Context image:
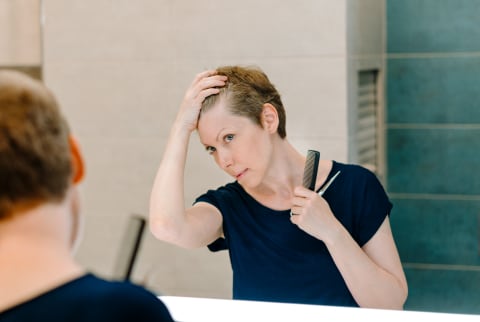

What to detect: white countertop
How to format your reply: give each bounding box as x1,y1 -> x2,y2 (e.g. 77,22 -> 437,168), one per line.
159,295 -> 479,322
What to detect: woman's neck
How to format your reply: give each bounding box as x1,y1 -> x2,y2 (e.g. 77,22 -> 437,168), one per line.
241,140 -> 333,210
240,140 -> 301,210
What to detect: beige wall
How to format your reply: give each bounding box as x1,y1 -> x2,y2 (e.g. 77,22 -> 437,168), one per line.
0,0 -> 42,66
347,0 -> 387,178
38,0 -> 384,298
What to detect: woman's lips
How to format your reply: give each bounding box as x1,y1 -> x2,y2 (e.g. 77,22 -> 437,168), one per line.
235,169 -> 247,179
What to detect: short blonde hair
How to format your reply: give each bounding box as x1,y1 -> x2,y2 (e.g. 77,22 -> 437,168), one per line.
201,65 -> 287,138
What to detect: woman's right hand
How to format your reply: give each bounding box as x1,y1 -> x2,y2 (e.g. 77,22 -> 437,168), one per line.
175,70 -> 227,133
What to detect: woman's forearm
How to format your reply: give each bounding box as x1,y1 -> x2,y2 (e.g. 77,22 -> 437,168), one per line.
324,221 -> 408,309
149,70 -> 227,246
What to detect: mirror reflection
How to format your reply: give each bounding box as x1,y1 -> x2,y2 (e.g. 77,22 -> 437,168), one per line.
2,0 -> 478,316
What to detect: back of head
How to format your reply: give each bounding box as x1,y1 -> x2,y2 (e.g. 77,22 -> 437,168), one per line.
201,65 -> 287,138
0,70 -> 72,219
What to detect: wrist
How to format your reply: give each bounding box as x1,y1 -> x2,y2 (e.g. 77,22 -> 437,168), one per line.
322,220 -> 348,248
170,122 -> 193,139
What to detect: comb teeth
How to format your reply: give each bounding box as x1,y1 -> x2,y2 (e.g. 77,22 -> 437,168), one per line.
302,150 -> 320,190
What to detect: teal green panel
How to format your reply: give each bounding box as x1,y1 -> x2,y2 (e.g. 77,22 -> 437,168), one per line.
403,267 -> 480,314
387,0 -> 480,53
387,128 -> 480,195
390,198 -> 480,265
387,57 -> 480,124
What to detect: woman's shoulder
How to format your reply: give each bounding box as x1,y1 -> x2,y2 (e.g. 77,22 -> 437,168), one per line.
200,181 -> 242,196
195,181 -> 243,204
331,161 -> 382,187
332,160 -> 374,175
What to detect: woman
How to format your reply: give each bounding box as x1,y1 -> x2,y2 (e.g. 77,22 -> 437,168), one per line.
149,66 -> 408,309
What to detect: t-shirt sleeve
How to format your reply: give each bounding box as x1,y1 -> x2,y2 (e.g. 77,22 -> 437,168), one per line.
355,168 -> 393,247
195,190 -> 228,252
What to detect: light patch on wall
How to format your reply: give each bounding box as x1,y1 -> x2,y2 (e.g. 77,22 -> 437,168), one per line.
356,69 -> 379,174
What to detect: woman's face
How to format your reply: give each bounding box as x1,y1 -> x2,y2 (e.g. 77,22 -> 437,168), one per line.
197,98 -> 273,189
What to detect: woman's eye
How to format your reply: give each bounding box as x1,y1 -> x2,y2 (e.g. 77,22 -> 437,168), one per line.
224,134 -> 234,142
206,146 -> 216,154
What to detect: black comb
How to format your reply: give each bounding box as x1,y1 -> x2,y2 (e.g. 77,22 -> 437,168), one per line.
302,150 -> 320,191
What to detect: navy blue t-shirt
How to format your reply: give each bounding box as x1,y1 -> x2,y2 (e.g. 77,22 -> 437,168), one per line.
0,274 -> 174,322
196,161 -> 392,307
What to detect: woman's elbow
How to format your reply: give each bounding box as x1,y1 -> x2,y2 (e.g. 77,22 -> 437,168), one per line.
149,216 -> 201,249
149,216 -> 180,243
397,282 -> 409,309
386,283 -> 409,310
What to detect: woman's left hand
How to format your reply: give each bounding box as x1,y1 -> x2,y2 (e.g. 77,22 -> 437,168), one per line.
290,187 -> 342,244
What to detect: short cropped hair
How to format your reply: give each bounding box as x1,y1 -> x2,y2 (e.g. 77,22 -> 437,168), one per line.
0,70 -> 72,219
201,66 -> 287,138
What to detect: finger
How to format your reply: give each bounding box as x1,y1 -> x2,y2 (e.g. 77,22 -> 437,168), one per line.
291,196 -> 307,208
184,76 -> 225,102
195,75 -> 227,92
191,70 -> 218,86
290,212 -> 302,224
192,78 -> 227,102
196,87 -> 221,102
290,206 -> 304,216
293,186 -> 316,198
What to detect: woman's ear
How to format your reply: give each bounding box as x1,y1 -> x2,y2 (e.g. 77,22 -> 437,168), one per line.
261,103 -> 279,134
69,135 -> 85,184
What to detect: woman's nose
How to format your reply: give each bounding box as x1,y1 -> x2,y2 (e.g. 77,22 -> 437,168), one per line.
217,150 -> 233,169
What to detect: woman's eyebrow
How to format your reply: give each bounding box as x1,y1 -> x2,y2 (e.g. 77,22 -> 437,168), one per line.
215,128 -> 227,142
